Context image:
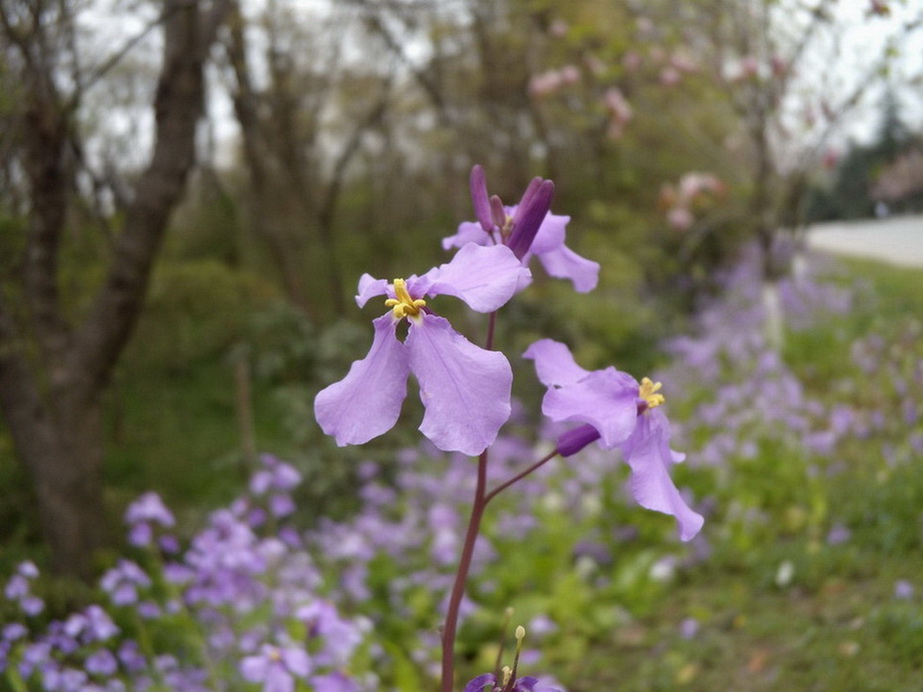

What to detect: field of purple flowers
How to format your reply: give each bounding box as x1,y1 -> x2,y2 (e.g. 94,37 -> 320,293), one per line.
3,242 -> 922,691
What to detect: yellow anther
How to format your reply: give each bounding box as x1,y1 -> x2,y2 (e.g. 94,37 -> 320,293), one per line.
501,666 -> 512,685
515,625 -> 526,643
500,214 -> 514,237
384,278 -> 426,319
639,377 -> 665,409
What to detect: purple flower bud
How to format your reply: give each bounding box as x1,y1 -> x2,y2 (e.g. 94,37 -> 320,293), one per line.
489,195 -> 506,229
556,423 -> 602,457
507,180 -> 555,259
470,165 -> 493,232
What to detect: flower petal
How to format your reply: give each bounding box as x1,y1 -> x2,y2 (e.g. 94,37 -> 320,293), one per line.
422,243 -> 528,313
463,673 -> 497,692
281,647 -> 312,677
408,314 -> 512,456
621,410 -> 704,541
529,212 -> 568,254
240,655 -> 269,682
442,221 -> 489,251
356,274 -> 389,308
541,368 -> 638,448
537,244 -> 600,293
522,339 -> 590,386
314,315 -> 409,446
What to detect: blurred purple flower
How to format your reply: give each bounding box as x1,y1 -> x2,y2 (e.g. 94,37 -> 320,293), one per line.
315,243 -> 528,456
4,562 -> 44,616
445,165 -> 599,292
679,617 -> 700,639
524,339 -> 704,541
83,605 -> 119,643
240,643 -> 312,692
297,600 -> 367,666
100,560 -> 151,606
85,649 -> 118,676
251,455 -> 302,495
464,672 -> 563,692
826,523 -> 851,546
894,580 -> 915,600
125,492 -> 175,527
310,671 -> 362,692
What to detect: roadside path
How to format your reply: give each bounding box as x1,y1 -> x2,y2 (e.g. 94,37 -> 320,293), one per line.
807,214 -> 923,268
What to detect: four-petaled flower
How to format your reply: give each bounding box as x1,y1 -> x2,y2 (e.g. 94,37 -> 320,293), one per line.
523,338 -> 704,541
314,242 -> 530,457
443,165 -> 599,293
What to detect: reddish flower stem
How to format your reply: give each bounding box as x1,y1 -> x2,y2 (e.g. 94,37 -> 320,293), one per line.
440,310 -> 498,691
484,449 -> 559,507
440,451 -> 488,692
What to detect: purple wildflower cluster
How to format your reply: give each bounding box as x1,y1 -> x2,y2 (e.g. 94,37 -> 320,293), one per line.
1,455 -> 371,692
653,242 -> 923,544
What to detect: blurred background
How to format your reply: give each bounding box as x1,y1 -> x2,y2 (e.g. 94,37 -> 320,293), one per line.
2,0 -> 923,688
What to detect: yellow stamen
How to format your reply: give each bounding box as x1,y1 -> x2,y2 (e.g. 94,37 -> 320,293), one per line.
384,278 -> 426,319
501,666 -> 512,686
501,214 -> 514,237
639,377 -> 665,409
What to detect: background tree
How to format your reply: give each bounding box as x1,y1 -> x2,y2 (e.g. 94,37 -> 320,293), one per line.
0,0 -> 231,579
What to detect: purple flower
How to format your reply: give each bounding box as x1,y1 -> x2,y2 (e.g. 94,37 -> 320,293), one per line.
85,649 -> 118,676
240,643 -> 312,692
125,492 -> 175,528
296,600 -> 366,666
100,560 -> 151,606
315,243 -> 528,456
894,580 -> 915,600
524,339 -> 704,541
4,563 -> 44,616
310,671 -> 362,692
464,673 -> 563,692
251,455 -> 302,495
82,605 -> 120,643
444,165 -> 599,293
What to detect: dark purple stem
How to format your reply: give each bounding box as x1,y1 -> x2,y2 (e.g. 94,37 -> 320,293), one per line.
440,451 -> 488,692
439,309 -> 500,692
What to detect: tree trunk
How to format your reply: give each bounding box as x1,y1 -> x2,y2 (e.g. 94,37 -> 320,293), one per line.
0,0 -> 232,579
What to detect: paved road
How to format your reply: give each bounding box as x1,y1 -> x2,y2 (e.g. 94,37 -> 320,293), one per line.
807,214 -> 923,268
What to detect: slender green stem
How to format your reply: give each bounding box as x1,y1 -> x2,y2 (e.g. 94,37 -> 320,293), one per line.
484,450 -> 559,506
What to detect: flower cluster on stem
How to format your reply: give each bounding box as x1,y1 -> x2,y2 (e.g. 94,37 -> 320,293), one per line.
313,165 -> 703,690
